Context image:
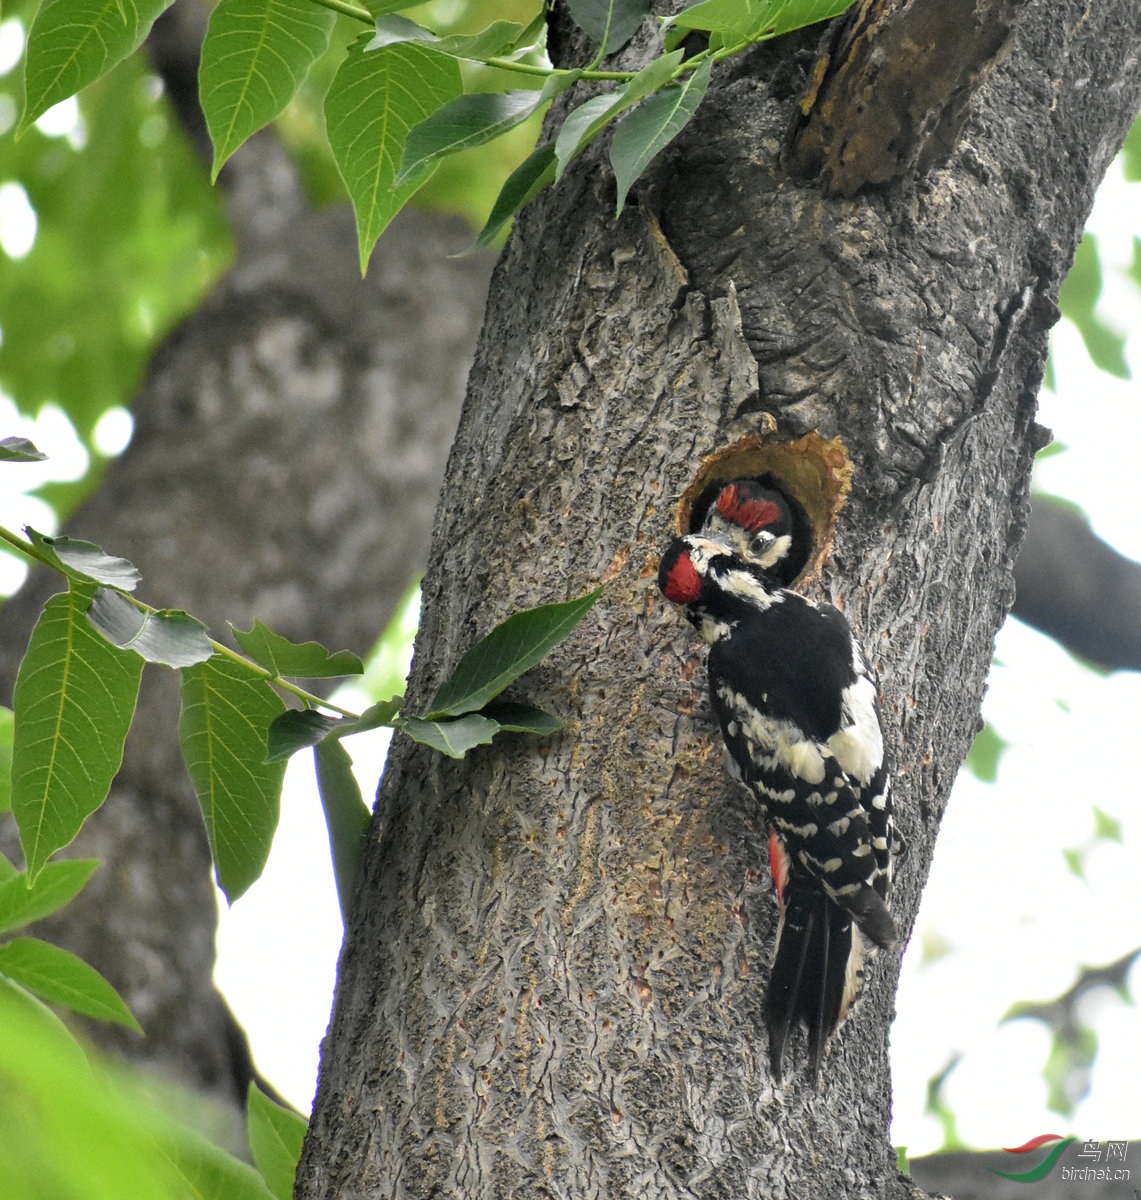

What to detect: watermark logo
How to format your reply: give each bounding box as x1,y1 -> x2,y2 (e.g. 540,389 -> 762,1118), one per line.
988,1134 -> 1075,1183
988,1134 -> 1131,1184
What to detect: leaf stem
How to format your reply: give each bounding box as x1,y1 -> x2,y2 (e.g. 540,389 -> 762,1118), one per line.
296,0 -> 638,82
0,523 -> 58,571
0,523 -> 360,720
205,641 -> 361,718
306,0 -> 372,24
485,56 -> 635,82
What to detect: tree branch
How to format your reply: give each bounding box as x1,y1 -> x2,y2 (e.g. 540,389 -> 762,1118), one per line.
1013,497 -> 1141,671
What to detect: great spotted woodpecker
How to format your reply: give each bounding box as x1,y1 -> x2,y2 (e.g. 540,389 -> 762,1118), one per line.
659,486 -> 895,1082
688,475 -> 815,588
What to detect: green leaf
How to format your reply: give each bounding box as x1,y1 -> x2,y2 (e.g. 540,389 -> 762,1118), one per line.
1092,805 -> 1123,843
314,739 -> 370,921
27,529 -> 141,590
0,937 -> 142,1032
353,695 -> 405,731
325,37 -> 463,272
12,590 -> 143,879
1122,110 -> 1141,182
265,701 -> 405,769
87,588 -> 214,668
369,15 -> 525,60
0,707 -> 13,815
432,20 -> 528,59
476,141 -> 558,248
480,700 -> 562,736
610,56 -> 712,214
265,709 -> 344,762
232,620 -> 364,678
370,0 -> 433,14
19,0 -> 177,133
1059,233 -> 1131,379
428,587 -> 602,717
568,0 -> 650,55
555,92 -> 626,181
367,14 -> 437,49
0,437 -> 47,462
554,51 -> 683,183
1062,846 -> 1085,881
965,721 -> 1007,784
179,657 -> 288,902
0,859 -> 99,937
396,712 -> 501,757
200,0 -> 336,179
0,974 -> 211,1200
397,90 -> 547,186
157,1128 -> 276,1200
248,1085 -> 308,1200
358,576 -> 419,703
667,0 -> 854,41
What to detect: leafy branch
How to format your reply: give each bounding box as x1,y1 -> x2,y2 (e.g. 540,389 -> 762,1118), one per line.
13,0 -> 857,270
1,512 -> 600,906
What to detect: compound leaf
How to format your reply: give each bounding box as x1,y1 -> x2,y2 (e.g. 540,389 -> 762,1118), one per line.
398,90 -> 546,186
27,529 -> 140,591
568,0 -> 649,55
0,438 -> 47,462
667,0 -> 854,41
396,713 -> 500,757
265,710 -> 344,762
476,141 -> 557,247
480,700 -> 562,736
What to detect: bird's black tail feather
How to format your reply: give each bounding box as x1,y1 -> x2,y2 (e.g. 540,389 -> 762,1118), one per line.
762,881 -> 858,1083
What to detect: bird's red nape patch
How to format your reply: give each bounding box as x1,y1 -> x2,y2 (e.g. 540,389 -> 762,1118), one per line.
662,549 -> 703,604
716,484 -> 781,531
768,828 -> 789,910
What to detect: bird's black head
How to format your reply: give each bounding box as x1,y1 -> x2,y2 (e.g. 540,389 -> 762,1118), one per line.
658,535 -> 778,636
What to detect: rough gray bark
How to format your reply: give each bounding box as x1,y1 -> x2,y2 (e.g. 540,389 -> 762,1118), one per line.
0,128 -> 492,1108
298,1 -> 1141,1196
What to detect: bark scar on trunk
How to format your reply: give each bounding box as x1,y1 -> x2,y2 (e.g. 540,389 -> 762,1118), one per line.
784,0 -> 1027,195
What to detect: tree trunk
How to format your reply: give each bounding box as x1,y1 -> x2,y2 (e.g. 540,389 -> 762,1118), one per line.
299,2 -> 1141,1195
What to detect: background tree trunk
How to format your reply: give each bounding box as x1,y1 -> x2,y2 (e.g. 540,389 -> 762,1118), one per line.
298,2 -> 1141,1197
0,122 -> 492,1112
